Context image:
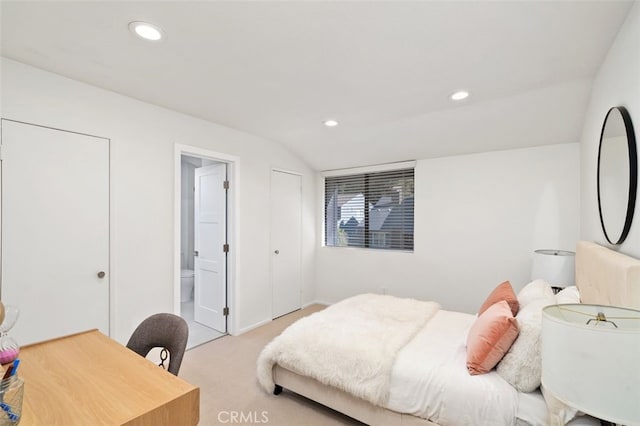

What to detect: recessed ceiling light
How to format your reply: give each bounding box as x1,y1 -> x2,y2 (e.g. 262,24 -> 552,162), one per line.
324,119 -> 339,127
129,21 -> 165,41
450,90 -> 470,101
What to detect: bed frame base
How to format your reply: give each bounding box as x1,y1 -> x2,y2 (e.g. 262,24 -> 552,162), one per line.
274,365 -> 439,426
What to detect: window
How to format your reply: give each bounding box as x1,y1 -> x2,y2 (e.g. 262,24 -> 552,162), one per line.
324,167 -> 414,250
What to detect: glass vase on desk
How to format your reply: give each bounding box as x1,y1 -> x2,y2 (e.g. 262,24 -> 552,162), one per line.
0,374 -> 23,425
0,307 -> 19,365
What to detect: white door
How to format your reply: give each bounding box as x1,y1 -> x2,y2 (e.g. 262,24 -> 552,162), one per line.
0,120 -> 109,345
271,170 -> 302,318
194,163 -> 227,332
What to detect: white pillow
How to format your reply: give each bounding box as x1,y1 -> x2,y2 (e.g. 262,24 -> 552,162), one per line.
517,279 -> 555,308
496,297 -> 553,392
555,286 -> 581,304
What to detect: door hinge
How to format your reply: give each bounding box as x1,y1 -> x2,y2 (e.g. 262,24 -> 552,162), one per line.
194,250 -> 199,257
223,180 -> 229,190
223,244 -> 229,253
223,307 -> 229,316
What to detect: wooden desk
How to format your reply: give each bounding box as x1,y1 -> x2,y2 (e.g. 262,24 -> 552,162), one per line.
16,329 -> 199,425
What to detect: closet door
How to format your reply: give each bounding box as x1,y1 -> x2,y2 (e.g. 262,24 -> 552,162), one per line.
1,120 -> 109,345
270,170 -> 302,318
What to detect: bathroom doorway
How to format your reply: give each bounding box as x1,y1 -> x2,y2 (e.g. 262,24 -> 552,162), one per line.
176,146 -> 237,349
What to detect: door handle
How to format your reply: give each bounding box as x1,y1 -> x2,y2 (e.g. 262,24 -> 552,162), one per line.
274,250 -> 280,255
97,271 -> 106,279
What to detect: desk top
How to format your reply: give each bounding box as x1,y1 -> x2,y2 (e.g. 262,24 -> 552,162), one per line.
17,329 -> 199,425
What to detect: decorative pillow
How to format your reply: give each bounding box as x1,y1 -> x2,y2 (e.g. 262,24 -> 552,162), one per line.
478,280 -> 519,316
517,279 -> 555,308
555,286 -> 581,304
495,297 -> 552,391
467,300 -> 520,375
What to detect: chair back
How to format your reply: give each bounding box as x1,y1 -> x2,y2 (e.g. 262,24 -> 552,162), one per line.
126,313 -> 188,375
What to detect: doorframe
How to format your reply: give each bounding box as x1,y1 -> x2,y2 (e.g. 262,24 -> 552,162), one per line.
269,168 -> 303,319
174,144 -> 238,335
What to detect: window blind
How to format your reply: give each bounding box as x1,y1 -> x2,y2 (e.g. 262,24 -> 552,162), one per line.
324,168 -> 414,251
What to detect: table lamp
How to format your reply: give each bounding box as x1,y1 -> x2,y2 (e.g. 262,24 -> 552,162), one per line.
541,304 -> 640,425
531,249 -> 575,292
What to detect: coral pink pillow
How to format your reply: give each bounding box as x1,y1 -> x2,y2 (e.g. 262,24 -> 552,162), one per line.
478,280 -> 519,316
467,300 -> 520,375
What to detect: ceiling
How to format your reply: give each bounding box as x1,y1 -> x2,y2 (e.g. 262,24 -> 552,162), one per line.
0,1 -> 634,170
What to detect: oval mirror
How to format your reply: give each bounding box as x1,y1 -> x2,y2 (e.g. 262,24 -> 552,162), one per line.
597,106 -> 637,245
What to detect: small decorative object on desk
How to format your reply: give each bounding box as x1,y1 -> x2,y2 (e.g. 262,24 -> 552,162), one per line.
0,306 -> 20,365
0,360 -> 23,426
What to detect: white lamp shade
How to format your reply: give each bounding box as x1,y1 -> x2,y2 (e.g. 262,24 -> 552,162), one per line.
531,249 -> 575,287
541,304 -> 640,424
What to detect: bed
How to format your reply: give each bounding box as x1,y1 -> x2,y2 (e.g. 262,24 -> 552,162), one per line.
257,241 -> 640,426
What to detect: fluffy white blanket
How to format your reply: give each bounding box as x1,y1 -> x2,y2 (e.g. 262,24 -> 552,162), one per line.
257,294 -> 439,405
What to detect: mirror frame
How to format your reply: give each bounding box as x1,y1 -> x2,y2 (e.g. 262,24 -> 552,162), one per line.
597,106 -> 637,245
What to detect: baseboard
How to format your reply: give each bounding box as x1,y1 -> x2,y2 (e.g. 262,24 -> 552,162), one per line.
232,302 -> 332,336
232,318 -> 272,336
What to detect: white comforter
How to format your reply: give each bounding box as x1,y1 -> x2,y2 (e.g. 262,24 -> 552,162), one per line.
387,309 -> 519,425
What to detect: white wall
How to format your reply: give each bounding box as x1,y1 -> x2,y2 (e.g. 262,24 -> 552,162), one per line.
180,156 -> 203,272
316,144 -> 580,314
1,58 -> 317,342
180,159 -> 195,271
580,2 -> 640,258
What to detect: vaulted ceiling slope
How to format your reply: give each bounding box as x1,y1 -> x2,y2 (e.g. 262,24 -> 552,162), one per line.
0,1 -> 634,170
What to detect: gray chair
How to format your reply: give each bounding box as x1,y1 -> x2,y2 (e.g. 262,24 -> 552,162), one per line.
126,313 -> 189,376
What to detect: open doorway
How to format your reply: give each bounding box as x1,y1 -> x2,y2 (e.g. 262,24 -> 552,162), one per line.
175,146 -> 237,349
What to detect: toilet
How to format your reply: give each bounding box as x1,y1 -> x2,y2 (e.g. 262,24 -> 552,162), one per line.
180,269 -> 195,303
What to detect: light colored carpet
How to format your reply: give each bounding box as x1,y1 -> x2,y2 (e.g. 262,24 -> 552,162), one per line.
180,304 -> 365,425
